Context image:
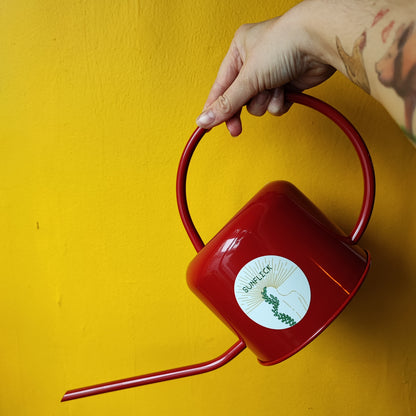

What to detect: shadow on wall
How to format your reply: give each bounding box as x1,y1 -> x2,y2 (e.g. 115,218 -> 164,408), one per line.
194,86 -> 414,360
277,87 -> 416,366
323,113 -> 416,369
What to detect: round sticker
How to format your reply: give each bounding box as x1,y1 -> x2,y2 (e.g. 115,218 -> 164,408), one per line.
234,255 -> 311,329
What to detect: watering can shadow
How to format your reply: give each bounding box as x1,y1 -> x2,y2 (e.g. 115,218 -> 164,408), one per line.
61,92 -> 375,401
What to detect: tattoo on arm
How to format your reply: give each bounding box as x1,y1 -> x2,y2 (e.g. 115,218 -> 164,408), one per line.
381,20 -> 395,43
336,7 -> 416,144
336,33 -> 371,94
375,22 -> 416,143
372,8 -> 390,27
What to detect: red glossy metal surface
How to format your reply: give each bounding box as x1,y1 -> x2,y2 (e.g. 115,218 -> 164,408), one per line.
181,92 -> 375,365
177,92 -> 375,248
61,92 -> 375,401
61,339 -> 245,401
186,181 -> 370,364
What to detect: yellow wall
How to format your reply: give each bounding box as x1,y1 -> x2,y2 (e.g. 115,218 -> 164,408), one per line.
1,1 -> 415,415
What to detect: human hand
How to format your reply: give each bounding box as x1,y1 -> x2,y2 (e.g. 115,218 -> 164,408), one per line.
196,16 -> 335,136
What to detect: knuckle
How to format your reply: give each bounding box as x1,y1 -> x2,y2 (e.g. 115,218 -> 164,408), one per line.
247,91 -> 270,116
216,94 -> 233,115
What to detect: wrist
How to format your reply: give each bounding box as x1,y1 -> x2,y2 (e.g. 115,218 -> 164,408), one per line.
286,1 -> 341,70
288,0 -> 375,72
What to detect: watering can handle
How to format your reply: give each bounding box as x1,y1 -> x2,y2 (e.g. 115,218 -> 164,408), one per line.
177,91 -> 375,249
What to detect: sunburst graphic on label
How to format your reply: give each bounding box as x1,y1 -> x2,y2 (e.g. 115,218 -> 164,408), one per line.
234,255 -> 311,329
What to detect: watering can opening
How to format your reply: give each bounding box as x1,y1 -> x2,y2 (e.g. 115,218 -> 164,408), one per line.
61,92 -> 375,402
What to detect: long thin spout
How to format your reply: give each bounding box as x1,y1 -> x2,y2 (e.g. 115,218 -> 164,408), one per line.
61,339 -> 245,402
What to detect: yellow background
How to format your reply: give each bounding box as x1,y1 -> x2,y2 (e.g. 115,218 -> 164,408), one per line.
0,1 -> 415,415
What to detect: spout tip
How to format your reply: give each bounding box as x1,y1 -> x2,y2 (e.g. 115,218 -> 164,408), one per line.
60,392 -> 70,402
61,390 -> 80,402
60,387 -> 98,402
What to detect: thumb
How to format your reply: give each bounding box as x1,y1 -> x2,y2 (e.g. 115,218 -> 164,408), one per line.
196,72 -> 257,130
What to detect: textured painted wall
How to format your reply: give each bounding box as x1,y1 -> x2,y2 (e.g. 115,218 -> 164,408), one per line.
0,1 -> 415,415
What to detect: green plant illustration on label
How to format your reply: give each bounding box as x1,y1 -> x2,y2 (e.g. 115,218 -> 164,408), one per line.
234,255 -> 310,330
261,287 -> 297,327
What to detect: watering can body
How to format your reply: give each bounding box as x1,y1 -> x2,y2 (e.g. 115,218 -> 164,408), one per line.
187,180 -> 369,364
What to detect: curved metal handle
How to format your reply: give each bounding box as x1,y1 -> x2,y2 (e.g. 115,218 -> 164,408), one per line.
177,92 -> 375,248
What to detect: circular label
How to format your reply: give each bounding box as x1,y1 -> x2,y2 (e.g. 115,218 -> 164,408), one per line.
234,255 -> 311,329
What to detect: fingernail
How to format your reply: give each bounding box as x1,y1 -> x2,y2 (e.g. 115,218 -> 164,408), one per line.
196,110 -> 215,127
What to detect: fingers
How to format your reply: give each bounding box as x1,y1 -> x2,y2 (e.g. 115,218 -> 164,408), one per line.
201,41 -> 243,111
246,90 -> 272,116
245,87 -> 293,119
195,19 -> 295,135
266,88 -> 292,116
225,110 -> 243,137
196,69 -> 257,131
196,85 -> 292,136
245,87 -> 290,116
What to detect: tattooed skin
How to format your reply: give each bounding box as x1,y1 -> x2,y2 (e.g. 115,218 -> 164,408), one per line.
381,20 -> 395,43
337,6 -> 416,144
336,33 -> 371,94
372,8 -> 390,27
376,22 -> 416,141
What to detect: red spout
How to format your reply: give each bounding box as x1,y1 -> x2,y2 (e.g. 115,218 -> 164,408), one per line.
61,339 -> 245,401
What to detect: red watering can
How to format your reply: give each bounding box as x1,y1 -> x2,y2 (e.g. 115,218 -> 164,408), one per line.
62,92 -> 375,401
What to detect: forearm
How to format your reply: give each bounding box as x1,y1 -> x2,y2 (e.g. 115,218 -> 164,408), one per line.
196,0 -> 416,144
292,0 -> 416,142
